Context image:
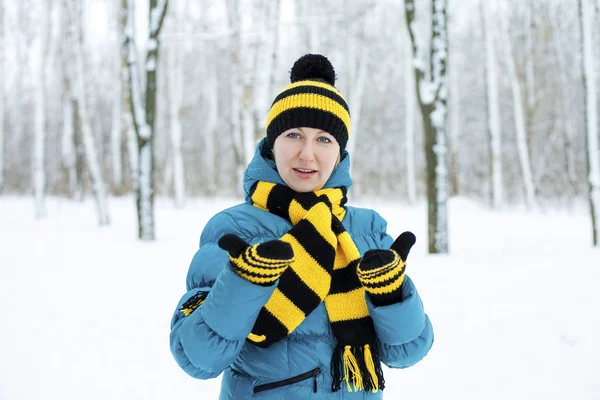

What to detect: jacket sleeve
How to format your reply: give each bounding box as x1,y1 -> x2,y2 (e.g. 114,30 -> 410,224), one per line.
367,276 -> 434,368
366,216 -> 434,369
169,211 -> 278,379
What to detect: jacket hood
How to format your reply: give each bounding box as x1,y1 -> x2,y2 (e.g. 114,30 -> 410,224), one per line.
242,138 -> 352,202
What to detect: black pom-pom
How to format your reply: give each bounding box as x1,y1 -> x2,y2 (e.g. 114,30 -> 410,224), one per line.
290,54 -> 336,86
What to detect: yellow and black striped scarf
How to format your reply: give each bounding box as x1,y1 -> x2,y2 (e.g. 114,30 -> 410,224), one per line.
247,181 -> 385,393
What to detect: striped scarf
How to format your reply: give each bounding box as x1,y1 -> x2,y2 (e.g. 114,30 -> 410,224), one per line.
247,181 -> 385,393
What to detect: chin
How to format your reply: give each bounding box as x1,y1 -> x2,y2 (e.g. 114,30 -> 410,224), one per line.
291,181 -> 322,193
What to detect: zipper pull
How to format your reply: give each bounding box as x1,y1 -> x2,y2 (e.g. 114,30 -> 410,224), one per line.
313,368 -> 321,393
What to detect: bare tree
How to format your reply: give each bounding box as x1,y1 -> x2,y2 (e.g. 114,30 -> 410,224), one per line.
124,0 -> 168,240
405,32 -> 417,205
580,0 -> 600,246
482,0 -> 503,209
33,0 -> 49,218
225,0 -> 246,189
499,4 -> 536,209
404,0 -> 450,253
253,0 -> 280,140
167,35 -> 185,207
120,0 -> 138,194
344,8 -> 371,160
524,1 -> 536,112
0,0 -> 4,189
110,1 -> 123,191
72,1 -> 110,225
550,4 -> 578,196
60,0 -> 92,200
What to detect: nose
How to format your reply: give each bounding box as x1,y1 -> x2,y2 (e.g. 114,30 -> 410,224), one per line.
298,141 -> 315,161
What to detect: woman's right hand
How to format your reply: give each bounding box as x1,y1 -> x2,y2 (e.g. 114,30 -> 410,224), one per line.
218,234 -> 294,286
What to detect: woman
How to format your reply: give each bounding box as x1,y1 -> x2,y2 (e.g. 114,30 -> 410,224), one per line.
170,54 -> 433,399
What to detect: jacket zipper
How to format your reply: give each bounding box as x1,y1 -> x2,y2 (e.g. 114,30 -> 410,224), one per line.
253,367 -> 321,394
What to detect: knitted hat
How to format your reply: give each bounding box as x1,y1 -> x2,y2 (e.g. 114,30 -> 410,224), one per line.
265,54 -> 351,153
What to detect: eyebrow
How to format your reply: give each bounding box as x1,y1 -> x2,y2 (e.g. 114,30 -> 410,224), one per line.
297,127 -> 327,134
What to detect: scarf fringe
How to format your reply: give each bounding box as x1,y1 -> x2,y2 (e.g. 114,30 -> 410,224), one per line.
331,343 -> 385,393
179,290 -> 209,317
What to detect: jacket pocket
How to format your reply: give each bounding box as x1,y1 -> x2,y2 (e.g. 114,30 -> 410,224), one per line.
253,367 -> 321,394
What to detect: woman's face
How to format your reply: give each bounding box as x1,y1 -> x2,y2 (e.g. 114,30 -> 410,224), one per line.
273,127 -> 340,193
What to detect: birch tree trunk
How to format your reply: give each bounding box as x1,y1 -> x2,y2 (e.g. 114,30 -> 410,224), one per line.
482,0 -> 503,209
405,34 -> 417,204
33,1 -> 49,219
253,0 -> 279,138
524,2 -> 536,111
241,1 -> 258,166
167,44 -> 185,207
580,0 -> 600,246
73,12 -> 110,226
120,0 -> 138,193
61,0 -> 77,196
125,0 -> 168,240
499,7 -> 536,209
203,50 -> 218,194
405,0 -> 449,254
551,6 -> 578,194
296,0 -> 318,51
0,0 -> 4,189
111,1 -> 123,191
345,10 -> 370,159
225,0 -> 246,188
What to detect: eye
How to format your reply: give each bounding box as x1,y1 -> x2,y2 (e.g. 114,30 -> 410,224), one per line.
286,132 -> 301,139
317,136 -> 331,143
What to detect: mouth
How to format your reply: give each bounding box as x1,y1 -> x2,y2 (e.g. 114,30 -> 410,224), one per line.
293,168 -> 317,178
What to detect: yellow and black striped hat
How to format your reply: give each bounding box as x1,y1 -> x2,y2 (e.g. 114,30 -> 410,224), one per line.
266,54 -> 351,153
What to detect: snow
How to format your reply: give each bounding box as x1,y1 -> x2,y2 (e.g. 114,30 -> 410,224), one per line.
145,55 -> 156,71
1,195 -> 600,400
147,38 -> 158,52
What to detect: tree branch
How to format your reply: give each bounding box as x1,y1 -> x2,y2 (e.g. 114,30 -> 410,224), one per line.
150,0 -> 168,39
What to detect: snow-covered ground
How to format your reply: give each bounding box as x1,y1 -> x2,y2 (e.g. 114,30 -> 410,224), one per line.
1,195 -> 599,400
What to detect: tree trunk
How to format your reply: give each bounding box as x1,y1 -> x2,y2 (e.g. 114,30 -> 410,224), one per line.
33,1 -> 49,219
524,2 -> 536,111
405,34 -> 417,204
253,0 -> 280,140
482,0 -> 503,209
125,0 -> 168,240
120,0 -> 137,193
580,0 -> 600,246
405,0 -> 449,254
0,0 -> 4,189
499,6 -> 536,209
111,0 -> 123,191
550,6 -> 578,196
225,0 -> 246,189
61,0 -> 76,196
167,44 -> 185,207
345,11 -> 370,160
73,13 -> 110,226
241,2 -> 257,166
203,49 -> 218,194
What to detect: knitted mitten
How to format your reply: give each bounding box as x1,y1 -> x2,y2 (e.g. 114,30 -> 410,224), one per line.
357,232 -> 416,306
218,234 -> 294,286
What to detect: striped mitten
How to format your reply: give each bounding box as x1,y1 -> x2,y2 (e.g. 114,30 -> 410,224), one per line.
357,232 -> 416,306
218,234 -> 294,286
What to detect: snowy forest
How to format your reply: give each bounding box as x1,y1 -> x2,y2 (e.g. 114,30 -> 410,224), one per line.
0,0 -> 599,246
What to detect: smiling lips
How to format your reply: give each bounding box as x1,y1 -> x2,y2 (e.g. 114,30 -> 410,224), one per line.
293,168 -> 317,178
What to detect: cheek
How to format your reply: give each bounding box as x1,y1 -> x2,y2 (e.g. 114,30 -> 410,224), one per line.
322,151 -> 339,172
273,147 -> 293,169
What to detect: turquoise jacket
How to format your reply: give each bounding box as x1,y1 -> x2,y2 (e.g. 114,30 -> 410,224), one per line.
170,139 -> 434,399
